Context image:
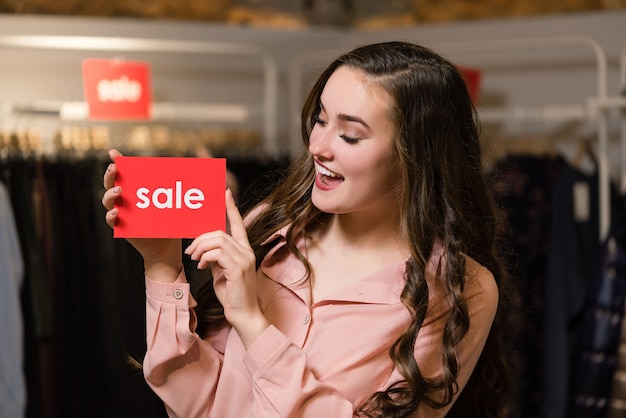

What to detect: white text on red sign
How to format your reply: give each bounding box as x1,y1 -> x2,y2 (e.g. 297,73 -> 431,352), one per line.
136,181 -> 205,209
97,75 -> 142,102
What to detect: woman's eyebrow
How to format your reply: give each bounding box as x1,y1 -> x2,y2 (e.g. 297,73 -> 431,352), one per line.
337,113 -> 370,130
319,101 -> 371,130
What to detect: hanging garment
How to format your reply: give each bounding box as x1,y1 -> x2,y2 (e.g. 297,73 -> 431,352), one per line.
607,200 -> 626,417
3,158 -> 55,418
489,153 -> 567,418
568,195 -> 626,418
0,179 -> 26,418
544,164 -> 605,418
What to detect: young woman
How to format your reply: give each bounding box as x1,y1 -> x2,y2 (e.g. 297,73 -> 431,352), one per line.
102,41 -> 514,417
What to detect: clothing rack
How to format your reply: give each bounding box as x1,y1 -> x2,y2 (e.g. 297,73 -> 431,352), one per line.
289,35 -> 625,241
0,35 -> 280,155
437,36 -> 616,242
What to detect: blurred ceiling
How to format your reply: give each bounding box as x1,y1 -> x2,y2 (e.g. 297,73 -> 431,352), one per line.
0,0 -> 624,29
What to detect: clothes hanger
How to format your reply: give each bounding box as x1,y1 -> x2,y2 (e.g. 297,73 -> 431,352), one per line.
571,136 -> 598,171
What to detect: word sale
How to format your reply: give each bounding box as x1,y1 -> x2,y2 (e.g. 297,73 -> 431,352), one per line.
135,181 -> 205,209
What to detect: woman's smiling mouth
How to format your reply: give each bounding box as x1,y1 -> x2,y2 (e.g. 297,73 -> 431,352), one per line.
314,161 -> 344,189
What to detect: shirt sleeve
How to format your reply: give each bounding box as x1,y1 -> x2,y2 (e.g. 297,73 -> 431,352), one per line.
142,272 -> 231,418
141,270 -> 355,418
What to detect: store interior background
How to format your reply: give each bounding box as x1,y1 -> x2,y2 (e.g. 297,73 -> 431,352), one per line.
1,1 -> 626,418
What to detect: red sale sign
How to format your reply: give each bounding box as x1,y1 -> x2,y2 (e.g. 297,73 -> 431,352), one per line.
82,59 -> 152,120
114,157 -> 226,238
458,66 -> 482,105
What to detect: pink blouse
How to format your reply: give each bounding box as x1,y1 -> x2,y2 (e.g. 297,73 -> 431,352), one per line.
142,229 -> 498,418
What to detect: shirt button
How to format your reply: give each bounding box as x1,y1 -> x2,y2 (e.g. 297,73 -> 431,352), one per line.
173,289 -> 184,300
303,314 -> 310,325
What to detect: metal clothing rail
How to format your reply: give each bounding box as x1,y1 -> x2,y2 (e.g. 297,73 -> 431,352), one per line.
288,35 -> 615,240
3,100 -> 252,123
0,34 -> 280,155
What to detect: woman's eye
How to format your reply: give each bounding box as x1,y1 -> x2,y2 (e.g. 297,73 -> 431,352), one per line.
312,114 -> 327,126
339,134 -> 360,144
312,113 -> 360,144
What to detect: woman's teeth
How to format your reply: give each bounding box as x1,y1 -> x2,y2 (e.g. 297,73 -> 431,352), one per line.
315,162 -> 341,178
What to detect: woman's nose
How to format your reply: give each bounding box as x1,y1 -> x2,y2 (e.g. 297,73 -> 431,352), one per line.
309,127 -> 333,158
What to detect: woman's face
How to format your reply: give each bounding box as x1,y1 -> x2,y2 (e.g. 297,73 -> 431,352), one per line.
308,66 -> 401,219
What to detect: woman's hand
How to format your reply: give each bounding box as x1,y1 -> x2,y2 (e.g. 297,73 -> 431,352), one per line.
184,189 -> 269,348
101,149 -> 182,283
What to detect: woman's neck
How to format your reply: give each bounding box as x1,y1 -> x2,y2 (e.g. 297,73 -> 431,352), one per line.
314,210 -> 407,257
305,210 -> 410,304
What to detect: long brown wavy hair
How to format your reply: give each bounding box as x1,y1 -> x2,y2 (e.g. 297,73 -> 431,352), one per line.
192,41 -> 516,417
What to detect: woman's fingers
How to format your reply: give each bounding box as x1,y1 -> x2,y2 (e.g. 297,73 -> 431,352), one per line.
186,231 -> 254,272
103,148 -> 123,190
102,148 -> 124,229
185,188 -> 251,257
104,207 -> 119,228
103,162 -> 116,190
186,234 -> 236,266
101,185 -> 122,228
101,185 -> 120,209
225,188 -> 250,249
194,247 -> 231,271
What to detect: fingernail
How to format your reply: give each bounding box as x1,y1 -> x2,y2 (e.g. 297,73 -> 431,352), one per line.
113,186 -> 120,193
107,163 -> 114,172
184,246 -> 191,255
111,208 -> 118,216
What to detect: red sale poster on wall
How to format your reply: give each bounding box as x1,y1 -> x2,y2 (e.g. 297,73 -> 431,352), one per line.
82,58 -> 152,120
458,66 -> 482,105
114,156 -> 226,238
